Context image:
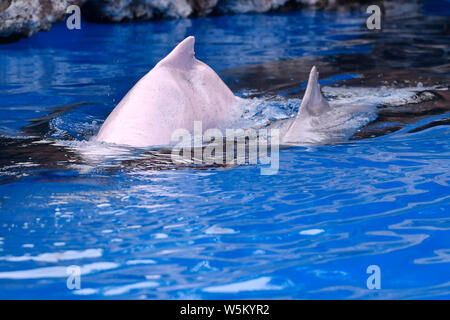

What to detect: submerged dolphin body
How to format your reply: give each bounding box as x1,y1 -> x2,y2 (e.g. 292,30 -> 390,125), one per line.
96,36 -> 331,147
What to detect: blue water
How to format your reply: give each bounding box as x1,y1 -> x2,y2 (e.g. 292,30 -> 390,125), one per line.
0,5 -> 449,299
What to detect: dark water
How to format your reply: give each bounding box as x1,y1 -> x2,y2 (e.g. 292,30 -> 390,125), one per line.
0,1 -> 449,299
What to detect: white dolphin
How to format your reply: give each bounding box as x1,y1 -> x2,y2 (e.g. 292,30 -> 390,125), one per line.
96,36 -> 331,147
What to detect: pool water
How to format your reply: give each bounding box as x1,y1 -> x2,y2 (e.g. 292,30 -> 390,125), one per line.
0,3 -> 449,299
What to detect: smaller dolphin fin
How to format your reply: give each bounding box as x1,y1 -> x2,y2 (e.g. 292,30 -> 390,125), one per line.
160,36 -> 196,69
299,66 -> 330,117
281,66 -> 331,144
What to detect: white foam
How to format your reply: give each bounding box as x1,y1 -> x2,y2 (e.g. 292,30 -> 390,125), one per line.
299,228 -> 325,235
73,288 -> 99,295
203,277 -> 283,293
0,248 -> 102,263
126,259 -> 156,265
153,233 -> 168,239
205,226 -> 237,235
0,262 -> 118,280
322,84 -> 446,108
103,281 -> 158,296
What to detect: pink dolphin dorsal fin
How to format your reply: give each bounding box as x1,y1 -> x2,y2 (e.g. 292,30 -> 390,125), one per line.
300,66 -> 331,117
160,36 -> 196,69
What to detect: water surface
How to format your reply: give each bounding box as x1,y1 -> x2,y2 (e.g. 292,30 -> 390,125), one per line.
0,3 -> 449,299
